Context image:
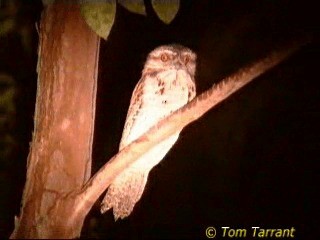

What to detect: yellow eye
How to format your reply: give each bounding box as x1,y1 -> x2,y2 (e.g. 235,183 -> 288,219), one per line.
184,55 -> 190,64
161,53 -> 169,62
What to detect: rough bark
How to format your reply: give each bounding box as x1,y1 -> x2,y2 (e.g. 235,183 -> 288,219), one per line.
10,3 -> 99,238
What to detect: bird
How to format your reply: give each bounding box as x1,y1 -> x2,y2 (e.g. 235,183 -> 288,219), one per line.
101,44 -> 197,220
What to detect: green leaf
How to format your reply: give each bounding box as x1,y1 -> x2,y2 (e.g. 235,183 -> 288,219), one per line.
118,0 -> 146,15
151,0 -> 180,24
42,0 -> 55,6
0,18 -> 15,36
80,0 -> 116,40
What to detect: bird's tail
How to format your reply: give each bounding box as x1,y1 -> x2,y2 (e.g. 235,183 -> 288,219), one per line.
101,169 -> 148,220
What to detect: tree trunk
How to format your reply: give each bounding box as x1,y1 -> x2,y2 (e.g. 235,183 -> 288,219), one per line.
10,3 -> 99,238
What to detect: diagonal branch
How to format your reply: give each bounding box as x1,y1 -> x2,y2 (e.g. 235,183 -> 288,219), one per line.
73,42 -> 305,218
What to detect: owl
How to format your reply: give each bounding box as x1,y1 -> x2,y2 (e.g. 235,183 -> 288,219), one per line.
101,44 -> 197,220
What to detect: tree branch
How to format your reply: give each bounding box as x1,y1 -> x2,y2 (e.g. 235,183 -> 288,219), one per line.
73,42 -> 305,218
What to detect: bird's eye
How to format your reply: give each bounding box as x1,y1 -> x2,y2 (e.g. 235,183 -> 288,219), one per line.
184,55 -> 190,64
160,53 -> 169,62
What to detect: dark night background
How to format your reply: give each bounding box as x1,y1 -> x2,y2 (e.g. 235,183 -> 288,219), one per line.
0,0 -> 318,239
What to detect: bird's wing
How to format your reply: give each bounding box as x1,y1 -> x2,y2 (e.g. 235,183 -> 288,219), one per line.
119,70 -> 195,151
119,78 -> 145,150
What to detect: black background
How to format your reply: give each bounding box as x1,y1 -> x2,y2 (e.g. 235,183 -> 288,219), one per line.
0,0 -> 318,239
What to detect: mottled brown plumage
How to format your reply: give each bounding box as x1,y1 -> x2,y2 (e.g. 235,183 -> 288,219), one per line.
101,44 -> 197,220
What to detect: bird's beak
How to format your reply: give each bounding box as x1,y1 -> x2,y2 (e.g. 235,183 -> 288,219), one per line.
174,59 -> 185,70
